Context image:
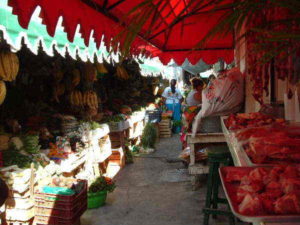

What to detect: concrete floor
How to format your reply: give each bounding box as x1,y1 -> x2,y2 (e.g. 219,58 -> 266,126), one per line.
81,135 -> 246,225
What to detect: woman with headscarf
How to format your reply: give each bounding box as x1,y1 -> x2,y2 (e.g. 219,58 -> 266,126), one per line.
162,79 -> 183,133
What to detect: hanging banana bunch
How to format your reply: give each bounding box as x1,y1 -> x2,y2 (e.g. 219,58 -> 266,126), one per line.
70,90 -> 84,107
95,63 -> 108,74
0,81 -> 6,105
84,63 -> 97,82
0,51 -> 19,82
116,65 -> 130,80
72,69 -> 81,88
83,91 -> 98,109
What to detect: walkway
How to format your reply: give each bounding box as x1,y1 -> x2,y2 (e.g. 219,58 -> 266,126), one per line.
82,135 -> 242,225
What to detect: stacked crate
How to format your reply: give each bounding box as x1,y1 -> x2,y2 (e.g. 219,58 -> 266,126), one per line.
4,190 -> 35,225
108,147 -> 125,168
159,119 -> 172,138
1,166 -> 35,225
33,180 -> 87,225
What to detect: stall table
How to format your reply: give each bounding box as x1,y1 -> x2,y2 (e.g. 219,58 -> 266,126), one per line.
186,132 -> 226,187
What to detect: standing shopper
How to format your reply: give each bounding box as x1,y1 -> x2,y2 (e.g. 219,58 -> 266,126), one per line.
186,77 -> 204,107
162,79 -> 183,133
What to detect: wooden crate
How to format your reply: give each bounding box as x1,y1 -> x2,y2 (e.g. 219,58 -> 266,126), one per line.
159,119 -> 172,138
4,218 -> 33,225
108,147 -> 125,168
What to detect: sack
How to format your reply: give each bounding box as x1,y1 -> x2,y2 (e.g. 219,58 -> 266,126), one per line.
193,68 -> 244,136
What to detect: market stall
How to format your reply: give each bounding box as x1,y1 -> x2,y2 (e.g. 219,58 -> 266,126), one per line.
0,1 -> 166,224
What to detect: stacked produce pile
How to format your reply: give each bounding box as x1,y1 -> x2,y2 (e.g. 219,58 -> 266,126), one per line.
1,134 -> 48,169
61,115 -> 79,136
223,166 -> 300,215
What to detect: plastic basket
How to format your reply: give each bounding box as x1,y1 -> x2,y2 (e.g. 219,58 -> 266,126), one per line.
87,191 -> 107,209
145,110 -> 161,123
198,116 -> 222,133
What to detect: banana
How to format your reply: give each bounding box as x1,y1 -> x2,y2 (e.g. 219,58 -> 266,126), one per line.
78,91 -> 83,107
70,92 -> 73,105
96,63 -> 108,74
94,93 -> 98,108
76,91 -> 80,106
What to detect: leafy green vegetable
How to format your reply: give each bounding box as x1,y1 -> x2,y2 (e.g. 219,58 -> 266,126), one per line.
89,177 -> 116,193
141,123 -> 157,149
125,150 -> 134,164
22,135 -> 40,154
102,114 -> 125,123
89,121 -> 102,130
3,148 -> 32,168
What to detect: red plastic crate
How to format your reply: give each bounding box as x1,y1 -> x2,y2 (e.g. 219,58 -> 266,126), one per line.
34,180 -> 87,206
35,190 -> 86,218
33,204 -> 86,225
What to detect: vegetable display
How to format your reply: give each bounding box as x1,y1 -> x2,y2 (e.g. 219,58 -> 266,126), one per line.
141,123 -> 157,149
22,135 -> 40,154
89,176 -> 116,193
3,148 -> 32,168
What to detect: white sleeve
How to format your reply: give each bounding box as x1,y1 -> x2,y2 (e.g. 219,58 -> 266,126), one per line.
162,87 -> 169,98
177,89 -> 183,99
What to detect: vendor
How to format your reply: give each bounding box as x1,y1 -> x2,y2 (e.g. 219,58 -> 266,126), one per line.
186,77 -> 204,107
0,178 -> 8,207
162,79 -> 183,132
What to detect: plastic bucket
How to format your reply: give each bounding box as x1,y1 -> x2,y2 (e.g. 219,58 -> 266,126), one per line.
87,191 -> 107,209
173,126 -> 181,134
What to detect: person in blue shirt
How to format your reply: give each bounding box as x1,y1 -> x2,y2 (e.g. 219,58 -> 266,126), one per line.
162,79 -> 183,133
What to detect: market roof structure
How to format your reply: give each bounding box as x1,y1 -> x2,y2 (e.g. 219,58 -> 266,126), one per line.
7,0 -> 234,65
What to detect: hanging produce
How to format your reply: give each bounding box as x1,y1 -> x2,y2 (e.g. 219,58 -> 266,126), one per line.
116,65 -> 129,80
72,69 -> 81,87
84,63 -> 97,82
53,70 -> 64,82
53,83 -> 65,103
0,81 -> 6,105
95,63 -> 108,74
0,51 -> 19,81
83,91 -> 98,109
70,90 -> 84,107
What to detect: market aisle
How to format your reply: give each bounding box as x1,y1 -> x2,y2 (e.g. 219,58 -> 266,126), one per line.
81,135 -> 205,225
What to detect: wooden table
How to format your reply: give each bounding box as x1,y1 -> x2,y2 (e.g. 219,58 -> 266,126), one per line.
186,132 -> 226,187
